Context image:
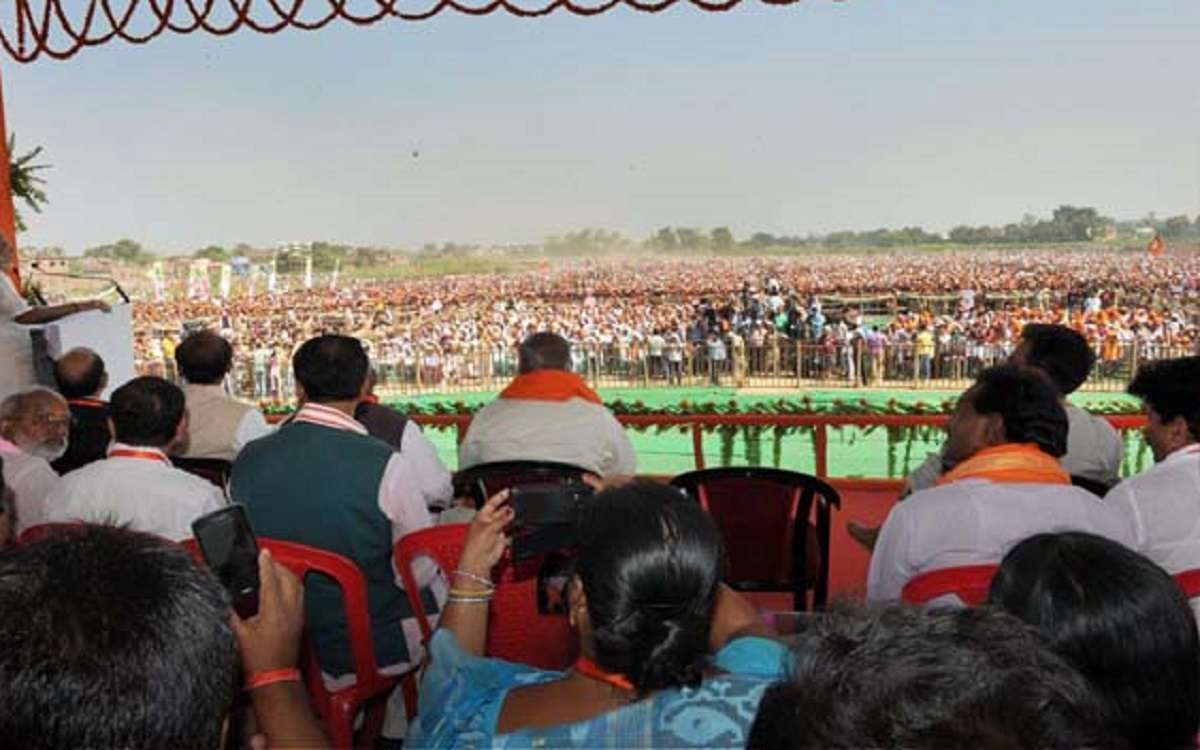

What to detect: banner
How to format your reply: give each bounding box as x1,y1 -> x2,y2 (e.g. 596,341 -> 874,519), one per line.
330,259 -> 340,291
304,255 -> 313,290
188,259 -> 211,300
218,263 -> 232,300
248,263 -> 260,299
148,261 -> 166,302
267,256 -> 278,294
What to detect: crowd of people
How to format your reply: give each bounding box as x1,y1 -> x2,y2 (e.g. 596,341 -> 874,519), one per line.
130,250 -> 1200,398
0,316 -> 1199,747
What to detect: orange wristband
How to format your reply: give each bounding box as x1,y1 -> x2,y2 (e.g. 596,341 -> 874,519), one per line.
244,668 -> 302,691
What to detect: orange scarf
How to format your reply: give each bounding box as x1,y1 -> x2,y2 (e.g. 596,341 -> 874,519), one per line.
937,443 -> 1070,487
499,370 -> 602,405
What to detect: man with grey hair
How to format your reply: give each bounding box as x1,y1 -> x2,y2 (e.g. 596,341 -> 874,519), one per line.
0,387 -> 67,534
459,331 -> 636,477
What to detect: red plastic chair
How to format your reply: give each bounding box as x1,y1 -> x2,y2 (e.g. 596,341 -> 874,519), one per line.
17,522 -> 83,546
1175,569 -> 1200,600
670,468 -> 841,612
191,537 -> 415,749
394,524 -> 574,670
901,564 -> 1000,606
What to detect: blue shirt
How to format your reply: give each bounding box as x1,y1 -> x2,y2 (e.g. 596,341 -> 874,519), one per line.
408,630 -> 789,749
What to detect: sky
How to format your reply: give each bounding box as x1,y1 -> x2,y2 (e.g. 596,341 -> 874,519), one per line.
2,0 -> 1199,254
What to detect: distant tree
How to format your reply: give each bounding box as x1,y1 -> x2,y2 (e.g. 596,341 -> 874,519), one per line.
710,227 -> 734,251
194,245 -> 230,261
9,135 -> 49,233
84,238 -> 153,264
1163,215 -> 1192,238
650,227 -> 679,252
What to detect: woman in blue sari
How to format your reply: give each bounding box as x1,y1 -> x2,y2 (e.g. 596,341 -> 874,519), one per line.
408,482 -> 789,748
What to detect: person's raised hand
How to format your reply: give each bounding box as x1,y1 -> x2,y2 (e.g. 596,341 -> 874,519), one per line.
457,489 -> 513,578
232,549 -> 305,675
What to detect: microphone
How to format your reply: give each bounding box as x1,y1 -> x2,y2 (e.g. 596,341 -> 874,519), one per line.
31,261 -> 131,304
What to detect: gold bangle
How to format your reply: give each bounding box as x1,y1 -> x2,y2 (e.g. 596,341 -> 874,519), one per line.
448,587 -> 494,600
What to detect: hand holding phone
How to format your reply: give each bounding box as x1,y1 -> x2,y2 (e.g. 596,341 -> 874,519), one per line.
192,504 -> 261,619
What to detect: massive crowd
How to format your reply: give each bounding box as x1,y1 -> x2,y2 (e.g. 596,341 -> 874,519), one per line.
131,250 -> 1200,397
1,321 -> 1199,748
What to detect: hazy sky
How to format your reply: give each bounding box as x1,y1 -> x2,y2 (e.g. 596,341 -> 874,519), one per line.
3,0 -> 1198,254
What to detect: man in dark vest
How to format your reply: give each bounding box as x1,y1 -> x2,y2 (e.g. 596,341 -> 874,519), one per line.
51,348 -> 110,474
231,335 -> 440,740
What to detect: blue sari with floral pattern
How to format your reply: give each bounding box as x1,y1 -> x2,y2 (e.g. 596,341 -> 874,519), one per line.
408,630 -> 788,749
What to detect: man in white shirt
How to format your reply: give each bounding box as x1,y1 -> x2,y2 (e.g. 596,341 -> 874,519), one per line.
459,332 -> 636,477
1106,357 -> 1200,577
850,324 -> 1124,549
174,330 -> 273,462
0,387 -> 68,533
46,376 -> 225,541
867,365 -> 1134,602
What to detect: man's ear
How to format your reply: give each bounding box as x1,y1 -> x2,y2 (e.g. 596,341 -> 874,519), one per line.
982,413 -> 1007,446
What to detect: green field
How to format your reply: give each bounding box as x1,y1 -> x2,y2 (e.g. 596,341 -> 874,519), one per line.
386,387 -> 1152,479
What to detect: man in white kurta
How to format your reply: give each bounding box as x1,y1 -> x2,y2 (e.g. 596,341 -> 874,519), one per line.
1105,357 -> 1200,578
0,387 -> 69,533
459,332 -> 636,477
867,365 -> 1135,602
46,377 -> 224,541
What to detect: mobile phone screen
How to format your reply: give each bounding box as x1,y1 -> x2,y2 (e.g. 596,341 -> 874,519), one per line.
192,504 -> 261,619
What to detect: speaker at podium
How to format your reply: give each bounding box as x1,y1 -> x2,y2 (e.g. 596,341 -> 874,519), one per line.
23,304 -> 137,399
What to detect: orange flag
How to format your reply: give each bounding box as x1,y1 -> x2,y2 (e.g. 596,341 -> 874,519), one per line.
1148,233 -> 1166,257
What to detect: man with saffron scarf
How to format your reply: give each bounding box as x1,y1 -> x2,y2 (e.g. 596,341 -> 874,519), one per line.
866,365 -> 1134,602
459,332 -> 636,477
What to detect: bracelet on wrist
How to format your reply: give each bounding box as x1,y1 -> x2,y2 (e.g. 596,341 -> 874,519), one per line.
244,667 -> 302,691
448,586 -> 494,598
447,595 -> 493,605
452,569 -> 495,588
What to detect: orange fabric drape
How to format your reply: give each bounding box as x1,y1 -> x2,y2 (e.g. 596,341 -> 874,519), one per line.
499,370 -> 602,404
937,443 -> 1070,487
0,64 -> 19,293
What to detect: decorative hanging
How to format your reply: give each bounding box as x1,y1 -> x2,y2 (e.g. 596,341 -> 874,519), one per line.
0,0 -> 805,63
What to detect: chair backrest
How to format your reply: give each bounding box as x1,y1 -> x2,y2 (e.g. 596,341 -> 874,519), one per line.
901,564 -> 1000,606
17,522 -> 83,546
1175,569 -> 1200,599
170,457 -> 232,489
394,524 -> 573,670
254,538 -> 388,690
1070,474 -> 1112,498
670,467 -> 841,611
453,460 -> 594,507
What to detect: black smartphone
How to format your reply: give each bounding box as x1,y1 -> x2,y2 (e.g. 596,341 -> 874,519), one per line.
472,477 -> 490,510
192,504 -> 261,619
508,482 -> 593,561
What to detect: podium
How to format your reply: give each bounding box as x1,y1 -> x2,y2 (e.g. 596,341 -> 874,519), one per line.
29,304 -> 136,399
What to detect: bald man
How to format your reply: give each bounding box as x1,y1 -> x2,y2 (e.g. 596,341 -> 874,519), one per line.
52,348 -> 111,474
0,387 -> 67,533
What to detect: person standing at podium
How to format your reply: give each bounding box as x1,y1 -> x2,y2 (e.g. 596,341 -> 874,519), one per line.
0,238 -> 111,401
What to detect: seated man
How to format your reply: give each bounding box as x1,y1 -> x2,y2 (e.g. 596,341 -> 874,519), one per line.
354,367 -> 452,510
0,523 -> 326,749
231,335 -> 440,741
850,323 -> 1124,548
0,387 -> 66,534
748,605 -> 1111,748
51,347 -> 111,474
1106,357 -> 1200,579
175,329 -> 273,461
46,376 -> 225,541
459,332 -> 636,477
866,365 -> 1133,601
